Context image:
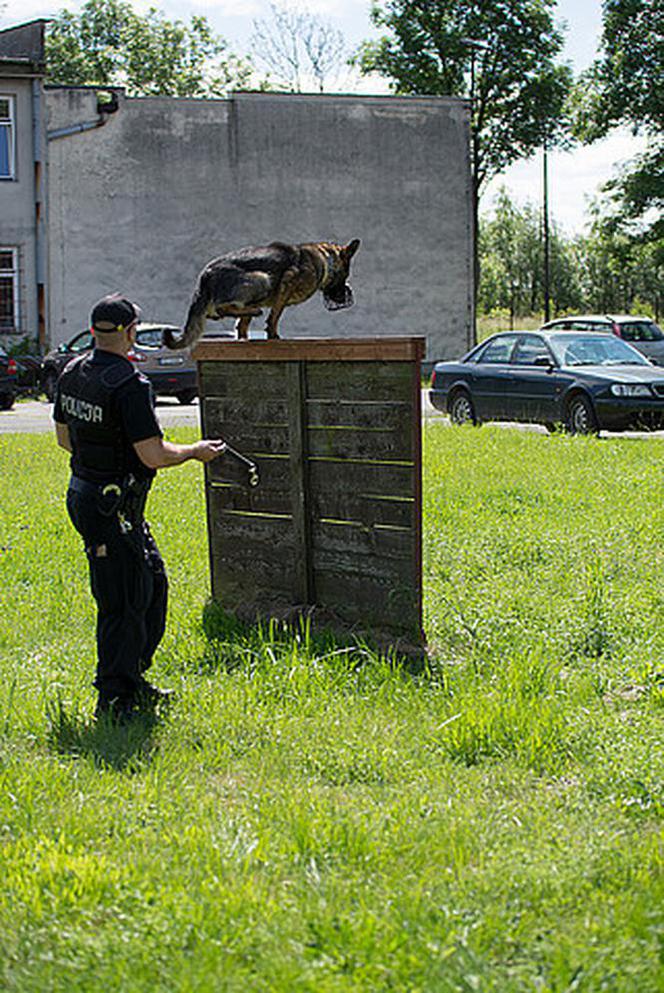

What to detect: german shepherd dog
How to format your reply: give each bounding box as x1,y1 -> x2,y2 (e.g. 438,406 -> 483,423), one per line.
164,239 -> 360,349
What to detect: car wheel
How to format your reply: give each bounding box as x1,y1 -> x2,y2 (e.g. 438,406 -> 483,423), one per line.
42,369 -> 58,402
565,393 -> 598,435
0,391 -> 14,411
176,389 -> 198,405
449,389 -> 477,426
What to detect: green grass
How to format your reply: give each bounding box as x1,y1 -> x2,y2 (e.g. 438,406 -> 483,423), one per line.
0,425 -> 662,992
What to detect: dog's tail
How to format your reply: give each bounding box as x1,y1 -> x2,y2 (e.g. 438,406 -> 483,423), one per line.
163,287 -> 208,350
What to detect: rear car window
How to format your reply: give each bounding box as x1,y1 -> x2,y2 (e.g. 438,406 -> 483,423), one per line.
477,336 -> 518,364
512,335 -> 551,365
618,321 -> 664,342
135,328 -> 163,348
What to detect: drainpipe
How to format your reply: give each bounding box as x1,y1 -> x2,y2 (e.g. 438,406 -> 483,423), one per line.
32,78 -> 48,351
47,91 -> 119,141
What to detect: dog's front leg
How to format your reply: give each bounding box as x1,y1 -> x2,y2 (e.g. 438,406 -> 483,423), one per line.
265,309 -> 282,340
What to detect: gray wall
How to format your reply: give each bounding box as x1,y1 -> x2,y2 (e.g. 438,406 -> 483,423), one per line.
0,74 -> 39,339
46,89 -> 473,360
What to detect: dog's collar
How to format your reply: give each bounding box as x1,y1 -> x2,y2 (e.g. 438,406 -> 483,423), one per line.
322,254 -> 335,289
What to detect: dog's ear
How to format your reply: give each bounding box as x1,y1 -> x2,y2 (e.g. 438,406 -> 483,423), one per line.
343,239 -> 360,260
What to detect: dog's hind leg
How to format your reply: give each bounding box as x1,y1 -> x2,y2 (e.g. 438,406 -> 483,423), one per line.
235,316 -> 252,339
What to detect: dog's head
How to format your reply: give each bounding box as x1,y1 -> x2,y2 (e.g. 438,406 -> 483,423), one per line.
323,239 -> 360,311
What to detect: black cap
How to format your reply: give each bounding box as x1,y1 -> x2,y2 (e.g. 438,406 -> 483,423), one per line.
90,294 -> 141,332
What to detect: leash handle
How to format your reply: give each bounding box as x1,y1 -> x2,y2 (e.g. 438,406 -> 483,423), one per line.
224,444 -> 259,487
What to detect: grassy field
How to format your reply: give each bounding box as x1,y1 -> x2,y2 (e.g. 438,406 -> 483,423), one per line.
0,424 -> 662,992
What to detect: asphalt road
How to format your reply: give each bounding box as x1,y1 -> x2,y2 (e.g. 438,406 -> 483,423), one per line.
1,394 -> 662,439
0,392 -> 446,436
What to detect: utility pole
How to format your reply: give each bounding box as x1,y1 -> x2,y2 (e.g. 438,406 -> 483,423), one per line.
543,139 -> 551,323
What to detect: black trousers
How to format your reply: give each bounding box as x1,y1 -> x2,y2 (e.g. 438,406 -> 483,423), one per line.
66,485 -> 168,703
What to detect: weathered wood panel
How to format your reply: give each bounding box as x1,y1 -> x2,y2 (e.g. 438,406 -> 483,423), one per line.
307,426 -> 413,461
313,570 -> 419,636
310,491 -> 414,529
311,519 -> 415,562
198,338 -> 425,646
306,361 -> 412,401
306,400 -> 411,432
200,362 -> 288,399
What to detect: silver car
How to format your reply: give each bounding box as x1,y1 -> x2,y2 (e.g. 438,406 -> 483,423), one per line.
41,323 -> 198,403
541,315 -> 664,366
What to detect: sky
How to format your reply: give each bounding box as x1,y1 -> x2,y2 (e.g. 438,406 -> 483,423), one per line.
1,0 -> 645,235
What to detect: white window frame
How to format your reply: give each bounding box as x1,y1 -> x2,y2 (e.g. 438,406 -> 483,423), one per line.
0,247 -> 19,333
0,94 -> 15,180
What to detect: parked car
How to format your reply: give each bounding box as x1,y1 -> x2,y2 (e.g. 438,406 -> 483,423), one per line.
429,330 -> 664,434
0,345 -> 18,410
40,323 -> 198,403
541,314 -> 664,366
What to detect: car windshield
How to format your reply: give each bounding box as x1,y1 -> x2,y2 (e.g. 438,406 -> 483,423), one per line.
618,320 -> 664,342
550,334 -> 650,367
136,328 -> 163,348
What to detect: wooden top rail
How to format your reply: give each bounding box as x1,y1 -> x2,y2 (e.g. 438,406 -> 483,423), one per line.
192,336 -> 426,363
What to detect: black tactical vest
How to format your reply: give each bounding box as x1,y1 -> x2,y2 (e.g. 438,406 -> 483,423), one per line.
58,353 -> 138,481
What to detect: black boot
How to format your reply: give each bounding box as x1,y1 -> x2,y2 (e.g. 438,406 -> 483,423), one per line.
133,677 -> 174,711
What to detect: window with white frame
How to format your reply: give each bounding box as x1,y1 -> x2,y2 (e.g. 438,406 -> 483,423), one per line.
0,96 -> 15,179
0,249 -> 19,332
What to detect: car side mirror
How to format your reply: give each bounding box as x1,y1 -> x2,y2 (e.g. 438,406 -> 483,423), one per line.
57,343 -> 69,353
533,355 -> 553,368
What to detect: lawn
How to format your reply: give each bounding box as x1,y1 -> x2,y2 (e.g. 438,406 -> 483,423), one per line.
0,424 -> 662,992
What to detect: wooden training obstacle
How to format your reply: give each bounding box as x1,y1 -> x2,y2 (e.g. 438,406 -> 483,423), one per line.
193,337 -> 425,645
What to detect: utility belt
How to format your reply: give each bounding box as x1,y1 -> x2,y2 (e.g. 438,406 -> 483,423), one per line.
69,473 -> 150,530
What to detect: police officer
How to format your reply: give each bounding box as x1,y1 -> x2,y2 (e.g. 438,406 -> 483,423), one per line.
54,294 -> 226,721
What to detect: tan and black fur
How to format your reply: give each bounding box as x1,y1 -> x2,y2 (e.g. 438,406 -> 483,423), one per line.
164,239 -> 360,350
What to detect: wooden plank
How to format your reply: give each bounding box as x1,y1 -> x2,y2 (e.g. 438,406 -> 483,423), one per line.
194,337 -> 426,363
311,519 -> 415,561
209,482 -> 292,516
308,458 -> 414,499
287,361 -> 312,603
307,425 -> 413,461
203,400 -> 291,456
310,491 -> 414,529
208,453 -> 290,488
305,361 -> 412,401
312,570 -> 420,636
211,565 -> 296,607
313,545 -> 416,584
199,362 -> 288,399
198,397 -> 289,426
306,399 -> 411,432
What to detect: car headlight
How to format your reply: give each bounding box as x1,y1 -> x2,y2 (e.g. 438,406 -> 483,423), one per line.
610,383 -> 653,397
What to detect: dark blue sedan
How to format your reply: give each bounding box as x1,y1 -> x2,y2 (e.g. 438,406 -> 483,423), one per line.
429,330 -> 664,434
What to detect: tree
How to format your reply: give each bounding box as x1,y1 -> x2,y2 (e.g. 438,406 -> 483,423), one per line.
250,2 -> 347,93
478,189 -> 582,324
355,1 -> 572,322
573,0 -> 663,249
45,0 -> 252,97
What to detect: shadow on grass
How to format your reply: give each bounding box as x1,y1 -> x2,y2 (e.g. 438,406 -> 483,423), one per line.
46,697 -> 160,772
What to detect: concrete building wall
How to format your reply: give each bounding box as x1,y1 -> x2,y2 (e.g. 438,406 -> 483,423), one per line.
46,89 -> 473,360
0,74 -> 39,339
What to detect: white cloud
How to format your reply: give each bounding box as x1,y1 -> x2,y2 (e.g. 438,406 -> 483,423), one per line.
484,129 -> 650,236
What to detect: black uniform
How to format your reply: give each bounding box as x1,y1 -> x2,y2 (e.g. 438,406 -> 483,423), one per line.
54,349 -> 168,709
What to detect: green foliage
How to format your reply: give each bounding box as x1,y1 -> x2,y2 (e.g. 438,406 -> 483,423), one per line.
572,1 -> 663,251
479,187 -> 664,320
478,189 -> 583,321
573,0 -> 663,140
45,0 -> 252,97
354,0 -> 572,193
0,426 -> 662,990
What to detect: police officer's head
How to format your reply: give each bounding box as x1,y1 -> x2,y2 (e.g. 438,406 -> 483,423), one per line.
91,295 -> 141,349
